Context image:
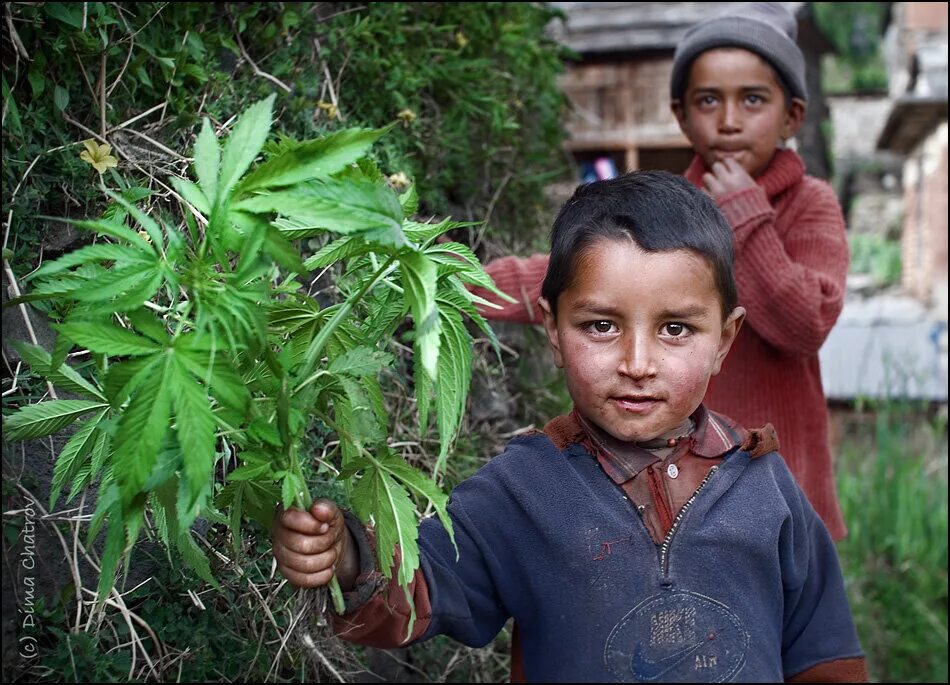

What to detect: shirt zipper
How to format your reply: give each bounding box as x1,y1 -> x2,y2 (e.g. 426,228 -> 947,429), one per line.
658,465 -> 719,577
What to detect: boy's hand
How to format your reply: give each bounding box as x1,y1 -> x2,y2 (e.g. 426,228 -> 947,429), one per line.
702,158 -> 757,200
272,498 -> 358,591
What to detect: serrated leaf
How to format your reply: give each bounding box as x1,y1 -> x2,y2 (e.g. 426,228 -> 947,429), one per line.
302,235 -> 377,270
111,360 -> 173,503
54,322 -> 161,356
96,505 -> 127,602
48,411 -> 107,508
398,184 -> 418,215
434,308 -> 472,476
219,94 -> 275,199
104,356 -> 160,407
12,340 -> 106,400
30,244 -> 153,280
400,251 -> 440,382
329,347 -> 394,377
69,431 -> 112,502
125,309 -> 170,344
169,176 -> 211,215
101,188 -> 163,249
264,224 -> 306,273
54,217 -> 154,252
176,530 -> 219,587
233,178 -> 404,243
3,400 -> 108,440
440,283 -> 501,359
69,263 -> 161,303
373,450 -> 455,555
238,126 -> 388,192
172,356 -> 216,509
177,348 -> 249,413
350,466 -> 419,588
194,117 -> 220,204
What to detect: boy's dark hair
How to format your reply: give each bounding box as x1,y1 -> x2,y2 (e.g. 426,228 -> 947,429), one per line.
541,170 -> 738,319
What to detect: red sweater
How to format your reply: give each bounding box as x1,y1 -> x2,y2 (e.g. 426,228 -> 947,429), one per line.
476,150 -> 849,540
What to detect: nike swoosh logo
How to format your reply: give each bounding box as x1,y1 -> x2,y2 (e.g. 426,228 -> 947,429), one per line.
630,635 -> 712,681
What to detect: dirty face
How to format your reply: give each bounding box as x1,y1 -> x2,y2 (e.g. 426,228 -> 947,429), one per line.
540,237 -> 744,443
672,47 -> 804,178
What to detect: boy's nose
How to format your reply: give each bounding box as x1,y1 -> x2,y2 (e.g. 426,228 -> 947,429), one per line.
718,101 -> 741,133
617,335 -> 658,380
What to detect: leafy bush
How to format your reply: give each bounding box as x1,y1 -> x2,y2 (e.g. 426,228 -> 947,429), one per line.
837,400 -> 949,682
849,233 -> 902,285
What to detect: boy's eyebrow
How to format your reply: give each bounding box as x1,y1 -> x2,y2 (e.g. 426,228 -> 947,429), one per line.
569,300 -> 713,319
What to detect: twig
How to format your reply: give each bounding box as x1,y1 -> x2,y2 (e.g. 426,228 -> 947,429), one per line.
2,259 -> 58,399
108,102 -> 166,134
235,30 -> 292,93
120,128 -> 189,161
100,51 -> 107,138
4,4 -> 30,61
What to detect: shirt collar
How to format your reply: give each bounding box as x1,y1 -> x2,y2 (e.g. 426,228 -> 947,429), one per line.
569,405 -> 746,486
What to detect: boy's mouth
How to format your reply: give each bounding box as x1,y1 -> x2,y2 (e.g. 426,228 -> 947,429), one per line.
613,396 -> 661,413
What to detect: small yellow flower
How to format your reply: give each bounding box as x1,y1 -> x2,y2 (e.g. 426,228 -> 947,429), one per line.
79,139 -> 118,174
396,108 -> 417,127
137,230 -> 152,244
456,32 -> 468,48
316,100 -> 339,120
387,171 -> 411,191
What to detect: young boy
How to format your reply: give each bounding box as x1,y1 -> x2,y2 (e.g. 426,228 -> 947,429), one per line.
273,171 -> 866,682
477,2 -> 851,541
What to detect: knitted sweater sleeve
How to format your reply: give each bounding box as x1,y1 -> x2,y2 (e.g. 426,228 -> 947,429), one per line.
473,253 -> 550,324
717,178 -> 848,356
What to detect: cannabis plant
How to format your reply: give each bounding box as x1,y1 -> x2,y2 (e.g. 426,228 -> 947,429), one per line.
3,95 -> 510,617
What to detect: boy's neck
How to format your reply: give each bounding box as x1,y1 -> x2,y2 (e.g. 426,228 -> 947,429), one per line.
574,411 -> 696,457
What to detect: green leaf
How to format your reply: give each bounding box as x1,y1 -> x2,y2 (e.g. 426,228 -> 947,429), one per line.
30,244 -> 153,280
176,530 -> 219,588
400,251 -> 440,382
48,411 -> 107,508
69,430 -> 111,502
193,117 -> 220,205
96,505 -> 127,602
399,184 -> 419,215
238,126 -> 389,192
53,85 -> 69,112
101,188 -> 164,250
171,357 -> 216,509
170,176 -> 211,215
176,349 -> 250,413
373,449 -> 454,555
219,94 -> 275,199
12,341 -> 106,400
233,178 -> 404,243
264,225 -> 306,273
350,464 -> 419,588
302,235 -> 377,270
69,263 -> 161,303
434,308 -> 472,475
2,76 -> 22,137
54,321 -> 161,356
58,218 -> 154,252
125,309 -> 169,344
111,360 -> 173,503
329,347 -> 394,377
103,356 -> 160,407
3,400 -> 109,441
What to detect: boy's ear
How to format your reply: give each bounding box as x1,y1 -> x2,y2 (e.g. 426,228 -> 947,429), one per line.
782,98 -> 806,140
712,306 -> 746,375
538,297 -> 565,369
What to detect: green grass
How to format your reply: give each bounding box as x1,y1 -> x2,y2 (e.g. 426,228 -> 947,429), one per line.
836,401 -> 949,683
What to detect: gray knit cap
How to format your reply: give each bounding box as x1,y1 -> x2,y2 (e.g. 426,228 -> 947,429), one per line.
670,2 -> 807,102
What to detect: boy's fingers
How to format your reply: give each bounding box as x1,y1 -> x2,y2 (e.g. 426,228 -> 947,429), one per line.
277,506 -> 327,534
309,498 -> 340,523
278,565 -> 338,589
275,528 -> 339,555
274,540 -> 339,574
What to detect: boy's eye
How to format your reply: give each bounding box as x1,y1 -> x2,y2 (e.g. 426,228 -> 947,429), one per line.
662,323 -> 688,337
588,321 -> 616,334
745,94 -> 764,105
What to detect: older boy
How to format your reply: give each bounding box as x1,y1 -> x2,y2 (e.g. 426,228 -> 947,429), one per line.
478,2 -> 850,541
274,172 -> 866,682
